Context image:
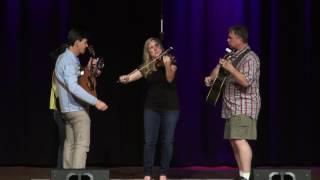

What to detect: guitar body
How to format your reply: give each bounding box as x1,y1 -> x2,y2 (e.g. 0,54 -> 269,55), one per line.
206,48 -> 251,105
78,67 -> 97,97
206,69 -> 228,105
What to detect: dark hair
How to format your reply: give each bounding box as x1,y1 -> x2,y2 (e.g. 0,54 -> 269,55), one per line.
66,28 -> 88,46
229,25 -> 248,43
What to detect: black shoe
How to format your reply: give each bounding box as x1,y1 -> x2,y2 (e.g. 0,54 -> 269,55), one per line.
233,175 -> 239,180
234,176 -> 248,180
249,174 -> 254,180
239,176 -> 248,180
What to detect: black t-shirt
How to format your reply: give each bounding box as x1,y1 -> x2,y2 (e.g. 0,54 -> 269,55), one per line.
143,67 -> 179,110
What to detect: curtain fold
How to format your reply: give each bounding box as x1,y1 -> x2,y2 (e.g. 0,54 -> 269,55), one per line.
163,0 -> 315,166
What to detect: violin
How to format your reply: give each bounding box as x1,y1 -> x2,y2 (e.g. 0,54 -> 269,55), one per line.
117,47 -> 175,84
155,53 -> 176,68
78,46 -> 105,97
139,46 -> 175,70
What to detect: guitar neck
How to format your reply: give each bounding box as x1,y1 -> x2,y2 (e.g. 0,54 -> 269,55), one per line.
218,67 -> 229,77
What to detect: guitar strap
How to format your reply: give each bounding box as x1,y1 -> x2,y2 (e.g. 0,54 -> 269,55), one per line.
231,48 -> 251,68
54,68 -> 92,108
53,70 -> 69,92
221,47 -> 251,90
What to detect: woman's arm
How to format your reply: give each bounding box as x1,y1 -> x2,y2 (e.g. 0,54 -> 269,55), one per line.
119,69 -> 143,84
163,55 -> 177,83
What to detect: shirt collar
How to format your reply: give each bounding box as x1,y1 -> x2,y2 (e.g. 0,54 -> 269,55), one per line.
65,48 -> 80,65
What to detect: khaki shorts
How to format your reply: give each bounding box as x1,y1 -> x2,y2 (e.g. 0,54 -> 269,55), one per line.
224,114 -> 257,140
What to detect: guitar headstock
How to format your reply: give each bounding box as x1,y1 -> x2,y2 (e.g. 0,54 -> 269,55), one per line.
88,45 -> 105,71
223,48 -> 236,60
88,45 -> 96,58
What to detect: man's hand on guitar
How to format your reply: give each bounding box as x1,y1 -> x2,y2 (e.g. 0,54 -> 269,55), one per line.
95,99 -> 108,111
204,76 -> 213,87
219,58 -> 235,73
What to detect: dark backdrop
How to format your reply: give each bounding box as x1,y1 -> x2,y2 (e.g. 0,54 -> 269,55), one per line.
163,0 -> 317,167
0,0 -> 161,166
0,0 -> 317,167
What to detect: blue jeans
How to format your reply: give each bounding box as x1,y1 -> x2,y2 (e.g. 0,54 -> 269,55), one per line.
143,109 -> 179,176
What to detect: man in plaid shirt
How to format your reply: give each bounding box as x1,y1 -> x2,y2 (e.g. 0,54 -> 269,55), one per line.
205,25 -> 261,180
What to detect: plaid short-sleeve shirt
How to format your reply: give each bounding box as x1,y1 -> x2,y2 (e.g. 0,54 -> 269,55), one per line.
222,46 -> 261,120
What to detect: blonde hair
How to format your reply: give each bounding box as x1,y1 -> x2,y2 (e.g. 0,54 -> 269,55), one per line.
141,37 -> 164,77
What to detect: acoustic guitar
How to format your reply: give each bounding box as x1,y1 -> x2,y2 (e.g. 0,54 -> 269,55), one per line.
206,48 -> 251,105
78,46 -> 104,97
206,48 -> 233,105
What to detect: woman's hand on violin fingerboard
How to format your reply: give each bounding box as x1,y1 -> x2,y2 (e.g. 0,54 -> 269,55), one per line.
162,55 -> 172,66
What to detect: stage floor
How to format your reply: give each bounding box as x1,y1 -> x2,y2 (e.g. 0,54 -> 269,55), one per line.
0,166 -> 318,180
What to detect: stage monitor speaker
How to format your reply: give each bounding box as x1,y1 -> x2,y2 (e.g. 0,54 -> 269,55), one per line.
253,168 -> 311,180
51,168 -> 109,180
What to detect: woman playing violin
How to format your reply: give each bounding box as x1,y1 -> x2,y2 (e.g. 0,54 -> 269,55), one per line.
119,37 -> 180,180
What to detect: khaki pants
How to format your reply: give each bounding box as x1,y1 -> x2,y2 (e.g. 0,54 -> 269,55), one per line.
62,110 -> 91,169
